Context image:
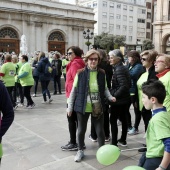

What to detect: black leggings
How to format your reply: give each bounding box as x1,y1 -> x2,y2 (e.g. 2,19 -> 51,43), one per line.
110,104 -> 128,145
91,104 -> 110,139
23,86 -> 34,106
67,110 -> 77,144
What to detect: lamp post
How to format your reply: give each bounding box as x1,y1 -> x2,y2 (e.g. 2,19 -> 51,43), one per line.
83,29 -> 94,51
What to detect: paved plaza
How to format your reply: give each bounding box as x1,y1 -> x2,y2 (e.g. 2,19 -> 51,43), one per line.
1,91 -> 146,170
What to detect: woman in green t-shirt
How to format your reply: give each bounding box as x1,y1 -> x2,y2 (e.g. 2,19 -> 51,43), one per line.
17,55 -> 35,109
0,54 -> 17,109
67,50 -> 116,162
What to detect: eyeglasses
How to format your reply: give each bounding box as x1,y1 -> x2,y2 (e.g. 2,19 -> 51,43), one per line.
67,52 -> 74,56
154,60 -> 165,64
141,58 -> 147,61
88,58 -> 98,61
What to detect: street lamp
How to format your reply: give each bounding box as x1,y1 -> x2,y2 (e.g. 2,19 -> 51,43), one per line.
83,29 -> 94,51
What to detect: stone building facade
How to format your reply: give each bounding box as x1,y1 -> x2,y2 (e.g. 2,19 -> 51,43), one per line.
153,0 -> 170,53
0,0 -> 95,55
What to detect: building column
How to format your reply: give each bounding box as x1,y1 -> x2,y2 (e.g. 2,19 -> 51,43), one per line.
156,0 -> 163,21
35,22 -> 42,51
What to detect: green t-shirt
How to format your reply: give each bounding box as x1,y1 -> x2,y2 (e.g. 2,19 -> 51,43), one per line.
18,62 -> 34,86
0,62 -> 16,87
137,72 -> 149,111
159,71 -> 170,112
62,59 -> 70,74
146,111 -> 170,158
73,71 -> 107,112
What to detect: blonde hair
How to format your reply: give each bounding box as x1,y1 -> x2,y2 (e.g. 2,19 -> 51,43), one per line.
12,55 -> 18,63
38,52 -> 45,61
84,49 -> 101,63
157,53 -> 170,68
141,50 -> 158,63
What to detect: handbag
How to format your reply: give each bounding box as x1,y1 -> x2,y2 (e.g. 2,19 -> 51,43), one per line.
89,86 -> 103,118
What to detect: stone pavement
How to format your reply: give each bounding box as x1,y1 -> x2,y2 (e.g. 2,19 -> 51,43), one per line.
1,92 -> 146,170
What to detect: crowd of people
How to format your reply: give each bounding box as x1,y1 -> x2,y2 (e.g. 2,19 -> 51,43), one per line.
0,46 -> 170,170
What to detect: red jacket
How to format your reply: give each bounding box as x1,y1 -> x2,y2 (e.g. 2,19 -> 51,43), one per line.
65,57 -> 85,98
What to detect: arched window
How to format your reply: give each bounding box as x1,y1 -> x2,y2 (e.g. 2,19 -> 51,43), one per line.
48,31 -> 64,41
0,27 -> 18,39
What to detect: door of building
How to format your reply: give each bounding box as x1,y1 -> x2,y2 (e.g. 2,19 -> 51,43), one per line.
0,39 -> 19,54
48,31 -> 65,55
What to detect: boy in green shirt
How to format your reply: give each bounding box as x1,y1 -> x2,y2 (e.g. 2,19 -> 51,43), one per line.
138,80 -> 170,170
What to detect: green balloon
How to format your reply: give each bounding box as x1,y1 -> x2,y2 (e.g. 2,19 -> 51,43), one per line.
96,144 -> 120,165
123,166 -> 145,170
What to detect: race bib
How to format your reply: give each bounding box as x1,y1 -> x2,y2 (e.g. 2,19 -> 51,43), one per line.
9,70 -> 15,76
87,92 -> 99,103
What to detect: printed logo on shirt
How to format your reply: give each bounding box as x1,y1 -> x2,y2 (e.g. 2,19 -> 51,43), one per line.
9,70 -> 15,76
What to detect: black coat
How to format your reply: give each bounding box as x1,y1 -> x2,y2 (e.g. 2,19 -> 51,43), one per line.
51,59 -> 62,77
110,62 -> 130,105
32,60 -> 39,77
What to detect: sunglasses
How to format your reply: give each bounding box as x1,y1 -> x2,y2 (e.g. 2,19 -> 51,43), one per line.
67,52 -> 74,56
141,58 -> 147,61
88,58 -> 98,61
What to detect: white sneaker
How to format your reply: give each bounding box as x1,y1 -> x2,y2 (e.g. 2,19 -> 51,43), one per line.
74,150 -> 84,162
32,94 -> 36,97
18,103 -> 24,107
48,98 -> 53,103
117,120 -> 122,126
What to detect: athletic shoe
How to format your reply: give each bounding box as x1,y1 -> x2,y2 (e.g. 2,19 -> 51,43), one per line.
28,103 -> 35,109
127,127 -> 133,132
88,135 -> 97,142
41,101 -> 48,104
61,142 -> 78,151
48,98 -> 53,103
128,127 -> 139,135
105,136 -> 111,142
117,120 -> 122,126
117,139 -> 127,147
138,147 -> 147,153
74,150 -> 84,162
13,105 -> 18,110
18,103 -> 24,107
32,94 -> 36,97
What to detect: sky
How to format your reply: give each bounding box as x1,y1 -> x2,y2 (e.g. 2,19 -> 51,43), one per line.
59,0 -> 75,4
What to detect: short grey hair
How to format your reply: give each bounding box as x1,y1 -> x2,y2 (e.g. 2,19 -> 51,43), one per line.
109,49 -> 124,62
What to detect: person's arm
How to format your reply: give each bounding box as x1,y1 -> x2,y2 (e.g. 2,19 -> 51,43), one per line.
104,87 -> 116,102
67,86 -> 77,116
156,138 -> 170,170
0,82 -> 14,143
18,72 -> 28,79
0,65 -> 5,77
67,74 -> 78,116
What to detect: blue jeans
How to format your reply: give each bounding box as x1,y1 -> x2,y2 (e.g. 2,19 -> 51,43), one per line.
139,152 -> 170,170
40,81 -> 51,101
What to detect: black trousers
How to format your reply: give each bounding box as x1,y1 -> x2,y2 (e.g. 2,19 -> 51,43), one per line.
53,75 -> 61,93
67,110 -> 77,144
33,76 -> 39,95
12,82 -> 24,104
6,86 -> 16,107
91,104 -> 110,139
77,112 -> 105,150
23,86 -> 34,106
40,80 -> 51,101
110,104 -> 128,145
127,95 -> 141,130
139,152 -> 170,170
63,73 -> 66,82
